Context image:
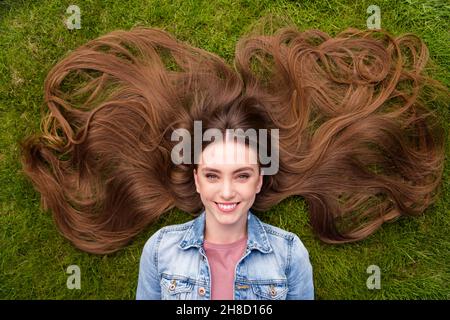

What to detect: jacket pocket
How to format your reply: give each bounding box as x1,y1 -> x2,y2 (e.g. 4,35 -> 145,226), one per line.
251,282 -> 288,300
160,275 -> 194,300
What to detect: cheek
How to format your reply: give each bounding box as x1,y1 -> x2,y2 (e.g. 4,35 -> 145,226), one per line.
196,179 -> 215,199
235,181 -> 260,200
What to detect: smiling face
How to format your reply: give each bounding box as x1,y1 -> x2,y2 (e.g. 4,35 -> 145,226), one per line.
193,140 -> 263,233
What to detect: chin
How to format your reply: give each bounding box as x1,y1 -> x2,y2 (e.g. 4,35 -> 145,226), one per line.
215,213 -> 241,224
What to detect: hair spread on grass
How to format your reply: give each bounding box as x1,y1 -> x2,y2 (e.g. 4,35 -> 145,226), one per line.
19,24 -> 447,254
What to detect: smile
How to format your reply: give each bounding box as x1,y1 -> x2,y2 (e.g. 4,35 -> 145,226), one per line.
214,202 -> 240,212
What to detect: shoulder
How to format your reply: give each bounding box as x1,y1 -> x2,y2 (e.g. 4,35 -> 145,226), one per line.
259,219 -> 309,257
142,218 -> 194,254
261,221 -> 296,241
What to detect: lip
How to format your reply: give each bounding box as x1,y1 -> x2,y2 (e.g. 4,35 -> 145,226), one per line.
214,202 -> 240,213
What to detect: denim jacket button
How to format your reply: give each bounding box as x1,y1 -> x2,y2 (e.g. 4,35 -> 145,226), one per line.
269,285 -> 276,296
198,287 -> 206,296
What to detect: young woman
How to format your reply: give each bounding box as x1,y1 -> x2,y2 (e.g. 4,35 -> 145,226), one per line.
19,22 -> 446,297
136,101 -> 314,300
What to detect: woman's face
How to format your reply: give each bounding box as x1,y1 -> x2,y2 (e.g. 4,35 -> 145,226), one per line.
193,140 -> 263,228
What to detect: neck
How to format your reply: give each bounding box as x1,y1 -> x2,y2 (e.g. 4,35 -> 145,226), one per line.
204,213 -> 248,244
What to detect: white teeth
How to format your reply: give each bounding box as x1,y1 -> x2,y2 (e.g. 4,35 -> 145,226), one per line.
217,203 -> 237,210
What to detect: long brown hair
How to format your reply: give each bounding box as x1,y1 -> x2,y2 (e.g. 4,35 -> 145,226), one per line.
19,25 -> 447,254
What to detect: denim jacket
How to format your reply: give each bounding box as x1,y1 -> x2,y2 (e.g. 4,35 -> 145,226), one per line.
136,210 -> 314,300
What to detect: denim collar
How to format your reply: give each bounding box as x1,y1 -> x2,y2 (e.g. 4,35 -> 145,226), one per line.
178,210 -> 272,254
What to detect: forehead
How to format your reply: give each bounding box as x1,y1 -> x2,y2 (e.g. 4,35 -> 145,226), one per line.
198,140 -> 258,168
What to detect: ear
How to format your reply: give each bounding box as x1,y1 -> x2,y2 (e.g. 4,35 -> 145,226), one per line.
193,168 -> 200,193
256,173 -> 263,194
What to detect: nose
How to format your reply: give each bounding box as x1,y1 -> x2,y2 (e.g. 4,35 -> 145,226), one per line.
220,178 -> 236,200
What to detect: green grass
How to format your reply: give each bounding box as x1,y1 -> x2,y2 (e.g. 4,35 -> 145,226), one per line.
0,0 -> 449,299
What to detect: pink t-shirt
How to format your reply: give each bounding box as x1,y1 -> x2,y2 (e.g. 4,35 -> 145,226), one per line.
203,236 -> 248,300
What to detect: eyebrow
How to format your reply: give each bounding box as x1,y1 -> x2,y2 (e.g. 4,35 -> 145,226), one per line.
201,166 -> 255,174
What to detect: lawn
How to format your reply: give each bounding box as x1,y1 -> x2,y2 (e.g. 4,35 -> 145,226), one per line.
0,0 -> 448,299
